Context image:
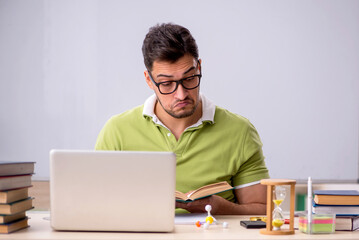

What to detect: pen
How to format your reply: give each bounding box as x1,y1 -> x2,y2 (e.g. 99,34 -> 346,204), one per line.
307,176 -> 312,234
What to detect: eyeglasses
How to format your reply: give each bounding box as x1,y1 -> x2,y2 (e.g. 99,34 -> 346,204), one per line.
148,60 -> 202,95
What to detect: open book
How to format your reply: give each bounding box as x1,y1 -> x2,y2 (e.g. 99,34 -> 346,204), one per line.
176,181 -> 234,202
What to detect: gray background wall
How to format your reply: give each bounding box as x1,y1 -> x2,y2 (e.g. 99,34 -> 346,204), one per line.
1,0 -> 358,181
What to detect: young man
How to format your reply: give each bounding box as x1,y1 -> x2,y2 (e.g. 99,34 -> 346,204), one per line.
95,23 -> 269,214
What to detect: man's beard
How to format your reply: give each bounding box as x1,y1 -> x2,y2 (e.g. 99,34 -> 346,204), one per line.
157,97 -> 199,119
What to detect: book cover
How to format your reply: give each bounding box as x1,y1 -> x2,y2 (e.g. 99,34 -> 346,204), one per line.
314,190 -> 359,196
0,187 -> 29,204
0,217 -> 28,233
176,181 -> 234,202
0,175 -> 32,191
336,216 -> 359,231
0,198 -> 33,215
0,162 -> 35,177
314,190 -> 359,205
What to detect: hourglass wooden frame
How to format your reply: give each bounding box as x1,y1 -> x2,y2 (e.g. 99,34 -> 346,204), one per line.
260,179 -> 296,235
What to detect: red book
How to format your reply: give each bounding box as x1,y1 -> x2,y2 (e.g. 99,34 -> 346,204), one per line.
0,175 -> 32,191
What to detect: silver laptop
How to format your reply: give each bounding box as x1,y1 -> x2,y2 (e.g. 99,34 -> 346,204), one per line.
50,149 -> 176,232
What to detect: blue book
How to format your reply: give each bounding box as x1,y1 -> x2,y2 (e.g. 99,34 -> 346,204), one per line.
313,202 -> 359,216
314,190 -> 359,205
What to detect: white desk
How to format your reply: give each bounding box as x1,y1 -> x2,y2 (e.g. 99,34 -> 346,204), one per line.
1,212 -> 359,240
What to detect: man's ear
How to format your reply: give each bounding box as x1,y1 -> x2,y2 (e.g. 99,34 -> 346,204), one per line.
144,70 -> 154,90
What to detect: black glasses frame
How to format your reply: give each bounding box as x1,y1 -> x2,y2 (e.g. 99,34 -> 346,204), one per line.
147,60 -> 202,95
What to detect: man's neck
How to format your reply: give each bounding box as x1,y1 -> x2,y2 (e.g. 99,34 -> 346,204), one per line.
155,101 -> 203,140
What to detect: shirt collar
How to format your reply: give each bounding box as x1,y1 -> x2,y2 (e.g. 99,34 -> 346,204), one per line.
142,93 -> 215,127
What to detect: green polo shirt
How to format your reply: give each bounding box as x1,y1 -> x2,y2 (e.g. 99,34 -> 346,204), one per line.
95,95 -> 269,205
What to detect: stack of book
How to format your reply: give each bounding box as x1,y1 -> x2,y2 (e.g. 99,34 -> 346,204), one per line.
313,190 -> 359,231
0,161 -> 35,234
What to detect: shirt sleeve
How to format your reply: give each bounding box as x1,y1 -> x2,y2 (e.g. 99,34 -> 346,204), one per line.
94,117 -> 122,151
232,122 -> 269,187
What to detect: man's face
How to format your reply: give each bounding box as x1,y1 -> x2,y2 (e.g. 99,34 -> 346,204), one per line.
145,55 -> 201,119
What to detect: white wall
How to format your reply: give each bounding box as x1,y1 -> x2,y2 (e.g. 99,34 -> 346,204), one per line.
1,0 -> 358,181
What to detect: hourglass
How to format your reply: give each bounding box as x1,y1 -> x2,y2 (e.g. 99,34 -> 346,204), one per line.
272,186 -> 286,230
260,179 -> 296,235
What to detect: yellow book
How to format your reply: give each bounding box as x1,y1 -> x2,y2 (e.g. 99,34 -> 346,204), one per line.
0,217 -> 28,234
0,198 -> 33,215
0,212 -> 26,224
0,187 -> 29,204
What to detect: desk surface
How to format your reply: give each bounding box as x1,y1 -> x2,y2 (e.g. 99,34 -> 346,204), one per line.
1,212 -> 358,240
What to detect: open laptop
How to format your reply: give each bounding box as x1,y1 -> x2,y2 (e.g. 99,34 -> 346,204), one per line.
50,149 -> 176,232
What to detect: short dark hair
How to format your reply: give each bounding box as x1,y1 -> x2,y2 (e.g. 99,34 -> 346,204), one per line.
142,23 -> 199,71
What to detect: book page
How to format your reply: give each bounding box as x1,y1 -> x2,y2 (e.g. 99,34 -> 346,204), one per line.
188,181 -> 232,200
175,191 -> 188,200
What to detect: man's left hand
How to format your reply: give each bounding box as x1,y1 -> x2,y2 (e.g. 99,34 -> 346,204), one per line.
175,195 -> 225,214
